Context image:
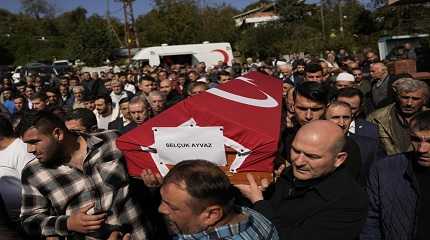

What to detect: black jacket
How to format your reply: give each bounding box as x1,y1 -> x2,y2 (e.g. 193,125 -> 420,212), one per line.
108,117 -> 132,134
361,152 -> 419,240
254,166 -> 368,240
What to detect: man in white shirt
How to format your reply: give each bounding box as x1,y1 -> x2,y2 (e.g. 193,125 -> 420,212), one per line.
0,116 -> 34,180
0,116 -> 34,225
94,95 -> 119,130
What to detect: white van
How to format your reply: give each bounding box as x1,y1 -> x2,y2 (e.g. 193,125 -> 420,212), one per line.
132,42 -> 233,67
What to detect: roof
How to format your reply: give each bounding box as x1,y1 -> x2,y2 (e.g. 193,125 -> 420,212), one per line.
387,0 -> 430,5
233,3 -> 276,19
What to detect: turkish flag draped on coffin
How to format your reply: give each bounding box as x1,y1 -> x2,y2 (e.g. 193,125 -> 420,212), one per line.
117,71 -> 283,177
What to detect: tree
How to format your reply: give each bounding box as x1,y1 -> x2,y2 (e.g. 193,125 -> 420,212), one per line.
199,5 -> 238,43
0,43 -> 15,65
136,0 -> 202,46
277,0 -> 310,24
67,15 -> 119,66
237,22 -> 286,59
20,0 -> 55,19
54,7 -> 87,36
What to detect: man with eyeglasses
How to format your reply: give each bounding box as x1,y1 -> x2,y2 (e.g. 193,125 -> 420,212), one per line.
361,110 -> 430,240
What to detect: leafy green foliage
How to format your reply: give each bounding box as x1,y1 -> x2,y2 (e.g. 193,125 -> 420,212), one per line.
66,15 -> 119,66
136,0 -> 202,45
0,0 -> 428,65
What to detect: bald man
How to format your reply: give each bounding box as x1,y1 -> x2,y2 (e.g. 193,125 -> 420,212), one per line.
237,120 -> 368,240
159,79 -> 182,108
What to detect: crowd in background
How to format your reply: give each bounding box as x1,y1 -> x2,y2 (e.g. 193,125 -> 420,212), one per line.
0,42 -> 429,240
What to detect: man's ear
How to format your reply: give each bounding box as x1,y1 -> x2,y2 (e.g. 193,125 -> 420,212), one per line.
200,205 -> 223,228
334,151 -> 347,168
52,127 -> 65,141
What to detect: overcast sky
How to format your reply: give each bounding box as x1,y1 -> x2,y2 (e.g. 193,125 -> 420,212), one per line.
2,0 -> 260,19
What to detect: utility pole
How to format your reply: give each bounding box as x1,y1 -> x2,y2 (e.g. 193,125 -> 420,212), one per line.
118,0 -> 140,63
106,0 -> 123,48
320,0 -> 326,42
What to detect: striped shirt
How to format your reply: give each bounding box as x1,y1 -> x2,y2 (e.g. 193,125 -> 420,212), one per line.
173,207 -> 279,240
20,131 -> 146,239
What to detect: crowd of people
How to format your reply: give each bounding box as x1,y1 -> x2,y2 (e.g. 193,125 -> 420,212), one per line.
0,45 -> 429,240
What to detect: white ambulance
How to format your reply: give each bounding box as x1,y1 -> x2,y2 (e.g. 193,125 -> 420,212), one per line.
132,42 -> 233,67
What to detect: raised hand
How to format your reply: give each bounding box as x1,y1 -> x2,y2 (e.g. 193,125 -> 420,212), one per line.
140,169 -> 163,187
235,173 -> 265,204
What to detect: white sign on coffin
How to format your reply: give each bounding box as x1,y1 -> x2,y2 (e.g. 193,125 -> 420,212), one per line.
153,126 -> 227,166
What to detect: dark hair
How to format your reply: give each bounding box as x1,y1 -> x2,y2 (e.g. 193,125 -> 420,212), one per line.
410,110 -> 430,132
118,97 -> 130,105
293,59 -> 306,69
45,87 -> 60,96
163,160 -> 235,215
30,91 -> 47,101
2,87 -> 13,93
65,108 -> 97,132
95,94 -> 112,105
188,70 -> 198,76
139,75 -> 155,83
16,110 -> 67,137
15,82 -> 26,88
82,93 -> 96,102
305,62 -> 323,74
218,70 -> 231,76
0,116 -> 14,138
294,81 -> 329,105
336,87 -> 363,106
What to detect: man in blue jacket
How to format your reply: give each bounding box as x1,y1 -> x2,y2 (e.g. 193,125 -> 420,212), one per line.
361,110 -> 430,240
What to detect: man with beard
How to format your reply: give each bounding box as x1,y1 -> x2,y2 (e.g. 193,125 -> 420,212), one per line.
94,95 -> 118,130
367,78 -> 429,155
17,111 -> 146,239
361,111 -> 430,239
44,87 -> 61,108
30,92 -> 48,111
159,80 -> 182,108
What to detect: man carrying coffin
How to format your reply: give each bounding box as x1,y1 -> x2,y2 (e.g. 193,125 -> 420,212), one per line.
158,160 -> 279,240
236,120 -> 368,240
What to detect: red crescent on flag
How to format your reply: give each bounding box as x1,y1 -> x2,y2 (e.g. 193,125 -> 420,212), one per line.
212,49 -> 229,65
